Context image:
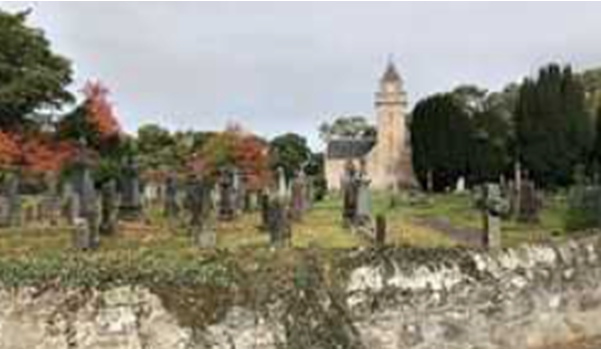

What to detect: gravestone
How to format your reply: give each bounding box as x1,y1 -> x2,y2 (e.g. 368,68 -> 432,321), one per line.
72,159 -> 99,250
185,174 -> 215,248
243,191 -> 253,212
341,161 -> 358,228
375,215 -> 387,247
479,183 -> 509,250
231,167 -> 244,214
217,167 -> 235,221
355,164 -> 371,226
259,191 -> 270,231
45,176 -> 61,226
0,196 -> 10,227
118,155 -> 142,220
99,180 -> 118,236
290,170 -> 307,222
277,166 -> 287,200
517,179 -> 542,223
4,172 -> 21,227
163,174 -> 179,219
62,182 -> 80,225
455,176 -> 467,193
304,178 -> 314,210
267,197 -> 291,248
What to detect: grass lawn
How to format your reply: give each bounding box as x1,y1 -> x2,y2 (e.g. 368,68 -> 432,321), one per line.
0,191 -> 572,257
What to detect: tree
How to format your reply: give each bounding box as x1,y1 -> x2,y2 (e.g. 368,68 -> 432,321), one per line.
319,116 -> 376,142
591,106 -> 601,178
268,133 -> 311,180
581,67 -> 601,115
0,131 -> 20,167
0,9 -> 73,130
135,124 -> 178,173
21,136 -> 75,173
469,107 -> 512,184
194,126 -> 270,190
452,85 -> 488,113
58,80 -> 123,156
515,64 -> 593,187
410,93 -> 473,191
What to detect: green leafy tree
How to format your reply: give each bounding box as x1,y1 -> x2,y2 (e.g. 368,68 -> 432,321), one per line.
410,93 -> 473,191
590,106 -> 601,178
268,133 -> 311,180
515,64 -> 593,187
319,116 -> 376,142
135,123 -> 178,173
0,9 -> 73,130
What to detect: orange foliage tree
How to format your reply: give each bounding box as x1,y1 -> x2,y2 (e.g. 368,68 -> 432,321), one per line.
0,130 -> 76,175
0,131 -> 21,168
21,137 -> 76,173
83,81 -> 121,138
191,125 -> 270,190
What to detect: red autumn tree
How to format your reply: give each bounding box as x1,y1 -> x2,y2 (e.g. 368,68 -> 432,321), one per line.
82,80 -> 122,139
0,131 -> 21,168
22,137 -> 76,173
233,136 -> 270,190
192,125 -> 270,189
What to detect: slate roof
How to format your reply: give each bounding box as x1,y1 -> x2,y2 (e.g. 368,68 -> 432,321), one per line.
326,139 -> 376,159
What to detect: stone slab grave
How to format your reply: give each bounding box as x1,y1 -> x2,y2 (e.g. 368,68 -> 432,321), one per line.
266,197 -> 291,248
184,174 -> 215,249
118,155 -> 142,220
100,180 -> 118,236
217,167 -> 236,221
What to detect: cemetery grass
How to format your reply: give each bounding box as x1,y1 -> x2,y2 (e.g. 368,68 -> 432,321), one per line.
0,192 -> 571,261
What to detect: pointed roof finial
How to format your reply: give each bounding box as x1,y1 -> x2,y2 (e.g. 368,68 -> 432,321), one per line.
382,55 -> 400,83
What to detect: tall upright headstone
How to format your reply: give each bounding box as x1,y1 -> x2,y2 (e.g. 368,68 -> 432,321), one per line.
99,180 -> 117,236
185,174 -> 215,248
277,166 -> 287,200
164,174 -> 179,219
341,160 -> 358,228
119,155 -> 142,220
355,160 -> 372,226
0,171 -> 20,227
290,169 -> 307,222
480,183 -> 509,250
267,197 -> 291,248
5,171 -> 21,227
71,145 -> 99,250
217,167 -> 235,221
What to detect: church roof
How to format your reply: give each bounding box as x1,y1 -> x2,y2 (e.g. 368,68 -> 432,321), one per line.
382,62 -> 401,83
326,139 -> 376,160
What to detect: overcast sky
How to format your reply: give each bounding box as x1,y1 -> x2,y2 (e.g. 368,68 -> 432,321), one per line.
2,2 -> 601,149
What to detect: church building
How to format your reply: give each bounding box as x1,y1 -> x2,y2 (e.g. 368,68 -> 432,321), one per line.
324,62 -> 416,191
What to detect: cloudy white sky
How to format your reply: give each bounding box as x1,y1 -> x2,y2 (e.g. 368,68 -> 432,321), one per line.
2,2 -> 601,149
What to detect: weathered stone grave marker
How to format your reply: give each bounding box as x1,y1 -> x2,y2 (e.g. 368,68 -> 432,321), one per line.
100,180 -> 118,236
267,198 -> 291,248
163,174 -> 179,219
118,155 -> 142,220
185,174 -> 215,248
217,167 -> 236,221
341,160 -> 358,228
480,183 -> 509,250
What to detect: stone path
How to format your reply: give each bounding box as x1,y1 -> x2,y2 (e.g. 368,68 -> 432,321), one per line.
414,216 -> 484,248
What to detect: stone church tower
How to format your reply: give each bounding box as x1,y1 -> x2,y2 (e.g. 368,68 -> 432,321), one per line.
325,62 -> 417,191
365,62 -> 416,191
